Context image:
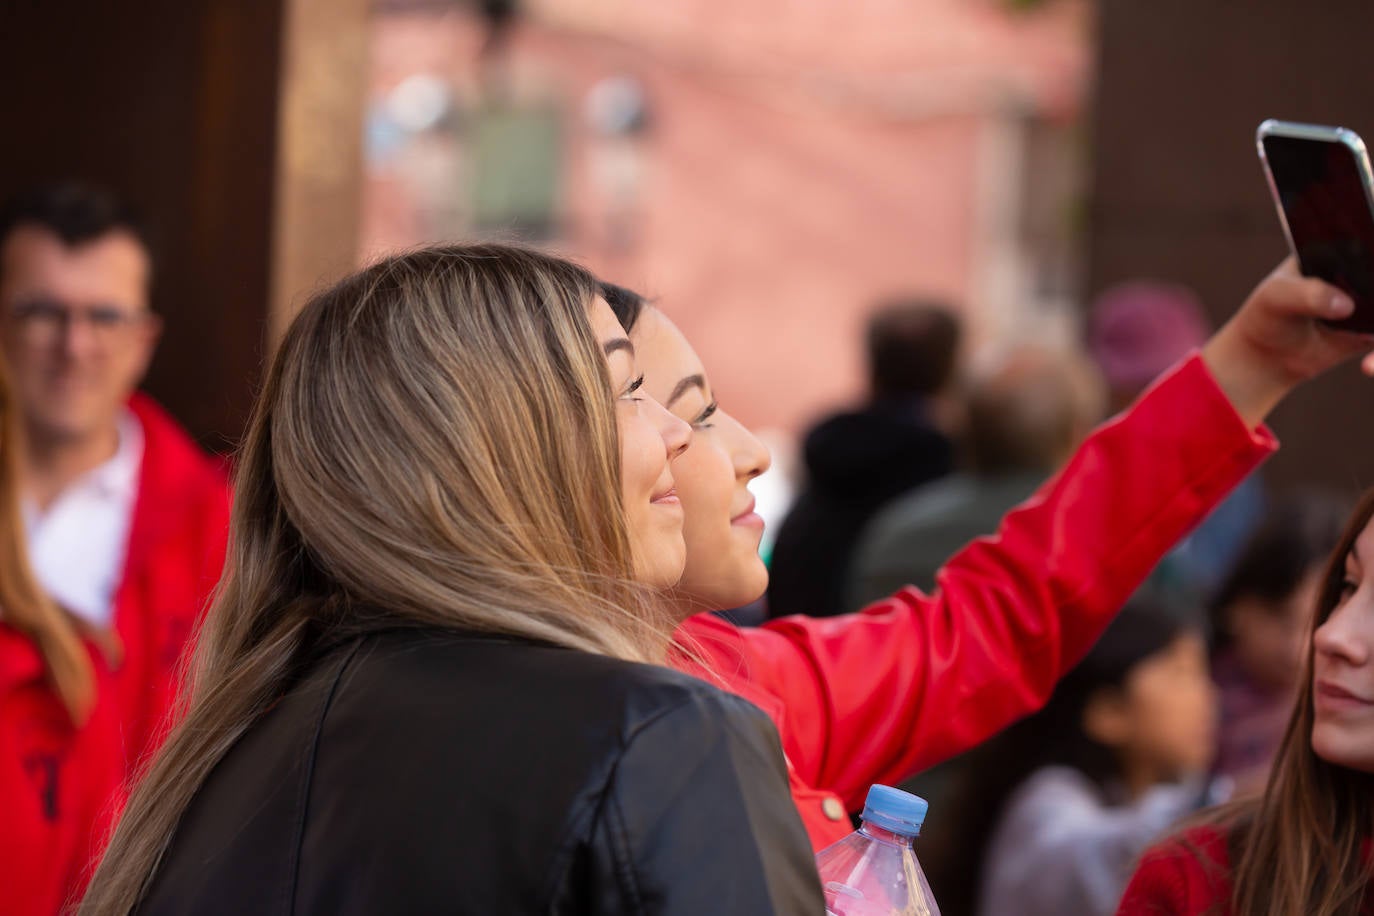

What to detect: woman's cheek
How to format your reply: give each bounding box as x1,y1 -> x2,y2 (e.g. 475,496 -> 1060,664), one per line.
677,445 -> 730,545
619,409 -> 663,497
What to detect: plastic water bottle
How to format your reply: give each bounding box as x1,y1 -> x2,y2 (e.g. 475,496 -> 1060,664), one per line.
814,785 -> 941,916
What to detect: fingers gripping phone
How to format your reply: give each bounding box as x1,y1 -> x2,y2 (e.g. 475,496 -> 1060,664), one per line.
1257,119 -> 1374,333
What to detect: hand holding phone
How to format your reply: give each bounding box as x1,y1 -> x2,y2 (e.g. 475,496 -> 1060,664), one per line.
1257,119 -> 1374,333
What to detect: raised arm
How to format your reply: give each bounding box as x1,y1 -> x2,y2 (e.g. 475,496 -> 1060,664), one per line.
733,261 -> 1371,809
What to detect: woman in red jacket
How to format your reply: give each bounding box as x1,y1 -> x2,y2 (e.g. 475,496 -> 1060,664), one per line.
606,259 -> 1374,850
1120,486 -> 1374,916
0,362 -> 124,916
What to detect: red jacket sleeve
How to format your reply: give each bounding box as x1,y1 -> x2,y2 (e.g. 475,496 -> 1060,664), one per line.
737,354 -> 1275,810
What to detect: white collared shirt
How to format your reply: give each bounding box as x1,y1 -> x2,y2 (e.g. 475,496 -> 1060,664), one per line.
23,410 -> 143,628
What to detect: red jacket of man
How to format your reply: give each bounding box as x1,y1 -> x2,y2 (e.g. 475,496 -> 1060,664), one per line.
0,393 -> 230,915
672,355 -> 1275,851
0,628 -> 123,916
107,393 -> 232,770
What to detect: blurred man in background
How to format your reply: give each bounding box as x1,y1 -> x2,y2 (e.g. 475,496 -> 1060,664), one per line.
0,184 -> 230,769
767,298 -> 961,619
847,343 -> 1105,608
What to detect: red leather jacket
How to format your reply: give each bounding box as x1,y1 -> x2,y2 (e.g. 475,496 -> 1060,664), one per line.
672,355 -> 1275,850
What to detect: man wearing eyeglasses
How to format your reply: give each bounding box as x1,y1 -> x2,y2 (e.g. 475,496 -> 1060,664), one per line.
0,183 -> 230,775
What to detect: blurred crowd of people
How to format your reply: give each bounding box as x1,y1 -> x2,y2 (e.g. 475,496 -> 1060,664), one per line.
2,178 -> 1374,916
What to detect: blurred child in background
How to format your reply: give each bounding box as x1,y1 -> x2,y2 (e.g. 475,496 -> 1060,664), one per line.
949,597 -> 1217,916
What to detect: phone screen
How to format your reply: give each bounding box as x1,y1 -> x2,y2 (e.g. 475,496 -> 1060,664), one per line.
1263,133 -> 1374,332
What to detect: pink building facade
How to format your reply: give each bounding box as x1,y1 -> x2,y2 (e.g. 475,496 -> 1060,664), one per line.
362,0 -> 1092,439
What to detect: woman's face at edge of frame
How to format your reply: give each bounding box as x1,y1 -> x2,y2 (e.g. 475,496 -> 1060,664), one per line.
629,306 -> 772,614
589,297 -> 691,589
1312,516 -> 1374,772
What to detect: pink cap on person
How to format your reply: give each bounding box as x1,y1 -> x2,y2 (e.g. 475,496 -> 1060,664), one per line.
1088,281 -> 1211,390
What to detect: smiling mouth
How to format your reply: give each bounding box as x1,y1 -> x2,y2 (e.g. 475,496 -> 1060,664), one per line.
1316,680 -> 1373,708
730,498 -> 757,523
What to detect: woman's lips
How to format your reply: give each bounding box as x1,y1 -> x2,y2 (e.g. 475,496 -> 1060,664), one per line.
651,486 -> 679,506
1315,679 -> 1374,712
731,498 -> 763,528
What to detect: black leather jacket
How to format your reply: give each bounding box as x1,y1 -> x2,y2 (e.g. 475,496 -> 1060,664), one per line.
136,627 -> 824,915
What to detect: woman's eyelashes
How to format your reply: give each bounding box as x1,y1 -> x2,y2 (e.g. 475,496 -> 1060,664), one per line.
620,374 -> 646,402
693,400 -> 719,429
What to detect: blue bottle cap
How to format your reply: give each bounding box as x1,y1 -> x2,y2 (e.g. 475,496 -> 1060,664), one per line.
860,784 -> 928,838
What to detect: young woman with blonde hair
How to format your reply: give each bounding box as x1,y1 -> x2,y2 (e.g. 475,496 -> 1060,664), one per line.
79,245 -> 821,915
0,356 -> 124,916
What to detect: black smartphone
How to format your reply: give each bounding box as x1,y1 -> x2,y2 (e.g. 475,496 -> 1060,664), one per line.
1258,119 -> 1374,333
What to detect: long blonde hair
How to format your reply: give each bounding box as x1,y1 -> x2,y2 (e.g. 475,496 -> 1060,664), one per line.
80,244 -> 671,915
0,358 -> 96,723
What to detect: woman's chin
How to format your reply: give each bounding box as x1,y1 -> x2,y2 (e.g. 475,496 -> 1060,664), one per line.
677,561 -> 768,615
1312,723 -> 1374,773
633,544 -> 687,591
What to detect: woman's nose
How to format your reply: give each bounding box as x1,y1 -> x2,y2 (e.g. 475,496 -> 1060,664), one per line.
649,397 -> 691,459
730,415 -> 771,480
1314,595 -> 1372,667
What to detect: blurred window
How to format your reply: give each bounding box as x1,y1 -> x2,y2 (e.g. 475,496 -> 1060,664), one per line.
470,102 -> 562,240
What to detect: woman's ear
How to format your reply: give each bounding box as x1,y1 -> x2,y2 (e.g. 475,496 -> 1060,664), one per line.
1082,687 -> 1132,748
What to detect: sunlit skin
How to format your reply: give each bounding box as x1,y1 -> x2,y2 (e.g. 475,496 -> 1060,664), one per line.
589,297 -> 692,589
1312,518 -> 1374,772
629,307 -> 771,616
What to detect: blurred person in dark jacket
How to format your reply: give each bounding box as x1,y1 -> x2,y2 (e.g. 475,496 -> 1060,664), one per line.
767,298 -> 961,618
847,342 -> 1105,608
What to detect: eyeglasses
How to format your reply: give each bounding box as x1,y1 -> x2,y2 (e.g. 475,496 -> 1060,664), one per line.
7,297 -> 154,346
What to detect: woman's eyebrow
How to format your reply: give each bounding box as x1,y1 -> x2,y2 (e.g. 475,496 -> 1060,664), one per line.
667,374 -> 706,407
603,338 -> 635,358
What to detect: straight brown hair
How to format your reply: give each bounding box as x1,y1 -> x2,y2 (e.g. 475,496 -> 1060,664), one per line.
1207,488 -> 1374,915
